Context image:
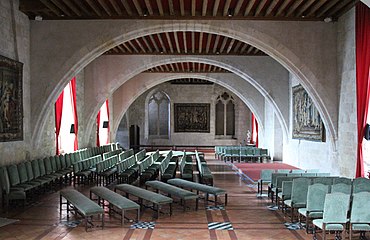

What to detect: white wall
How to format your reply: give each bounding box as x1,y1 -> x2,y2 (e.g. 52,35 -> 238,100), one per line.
337,8 -> 358,177
283,74 -> 333,173
0,0 -> 31,165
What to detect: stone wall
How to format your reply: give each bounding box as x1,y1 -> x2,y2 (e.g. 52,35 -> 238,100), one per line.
337,8 -> 358,177
119,82 -> 251,147
283,74 -> 333,173
0,0 -> 31,165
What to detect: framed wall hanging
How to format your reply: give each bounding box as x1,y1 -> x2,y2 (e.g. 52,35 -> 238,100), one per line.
174,103 -> 210,132
292,84 -> 325,142
0,55 -> 23,142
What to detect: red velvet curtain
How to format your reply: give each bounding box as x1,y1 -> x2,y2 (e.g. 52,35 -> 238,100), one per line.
106,100 -> 110,144
251,113 -> 258,147
96,110 -> 101,147
255,117 -> 259,148
356,2 -> 370,178
55,91 -> 64,155
70,77 -> 78,151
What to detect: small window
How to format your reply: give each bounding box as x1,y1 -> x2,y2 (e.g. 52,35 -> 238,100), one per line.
148,91 -> 170,138
215,92 -> 235,137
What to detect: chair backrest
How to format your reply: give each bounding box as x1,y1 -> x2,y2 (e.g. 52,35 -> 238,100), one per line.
7,165 -> 20,187
350,192 -> 370,223
271,173 -> 287,187
281,181 -> 293,199
291,177 -> 310,205
277,169 -> 290,173
353,177 -> 370,193
316,172 -> 331,176
17,163 -> 29,184
322,192 -> 350,224
306,183 -> 329,212
313,177 -> 334,185
0,167 -> 11,194
305,169 -> 320,173
333,177 -> 352,185
260,169 -> 274,181
291,169 -> 305,174
301,173 -> 316,177
25,162 -> 35,180
331,183 -> 352,194
38,158 -> 47,176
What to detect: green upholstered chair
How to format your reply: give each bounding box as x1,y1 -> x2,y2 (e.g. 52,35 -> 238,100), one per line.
313,177 -> 334,185
312,193 -> 350,240
17,163 -> 41,189
284,177 -> 310,222
268,173 -> 287,202
291,169 -> 305,174
7,165 -> 34,192
0,166 -> 26,209
277,169 -> 290,173
278,180 -> 292,212
353,177 -> 370,193
30,160 -> 52,185
332,177 -> 352,185
349,192 -> 370,240
257,169 -> 274,196
331,183 -> 352,194
298,183 -> 329,233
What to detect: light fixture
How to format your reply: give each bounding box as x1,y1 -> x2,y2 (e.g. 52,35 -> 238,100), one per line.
227,9 -> 234,17
35,15 -> 43,21
143,8 -> 149,17
102,121 -> 109,128
324,17 -> 332,23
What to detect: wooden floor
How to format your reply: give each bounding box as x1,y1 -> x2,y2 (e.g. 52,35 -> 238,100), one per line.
0,153 -> 358,240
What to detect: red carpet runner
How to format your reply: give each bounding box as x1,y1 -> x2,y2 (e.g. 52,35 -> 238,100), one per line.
233,163 -> 300,182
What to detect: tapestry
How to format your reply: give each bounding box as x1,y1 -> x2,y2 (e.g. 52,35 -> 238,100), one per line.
0,55 -> 23,142
292,85 -> 325,141
174,103 -> 210,132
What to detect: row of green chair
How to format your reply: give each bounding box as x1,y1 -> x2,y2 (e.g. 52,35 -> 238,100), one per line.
160,151 -> 178,182
139,150 -> 164,185
96,155 -> 120,185
216,146 -> 270,163
311,191 -> 370,240
179,152 -> 193,182
72,147 -> 130,186
273,176 -> 370,236
135,149 -> 147,162
116,155 -> 139,184
103,149 -> 123,160
195,151 -> 213,186
0,144 -> 119,209
118,149 -> 134,162
72,155 -> 102,185
295,182 -> 352,234
264,171 -> 329,199
0,157 -> 72,208
282,180 -> 370,240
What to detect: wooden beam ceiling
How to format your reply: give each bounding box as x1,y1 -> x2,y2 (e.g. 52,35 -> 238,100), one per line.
20,0 -> 358,21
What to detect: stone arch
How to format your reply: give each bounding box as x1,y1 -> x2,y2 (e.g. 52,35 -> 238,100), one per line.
31,21 -> 337,150
110,73 -> 267,144
82,56 -> 287,146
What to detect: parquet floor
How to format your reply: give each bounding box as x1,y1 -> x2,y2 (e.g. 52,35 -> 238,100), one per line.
0,154 -> 348,239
